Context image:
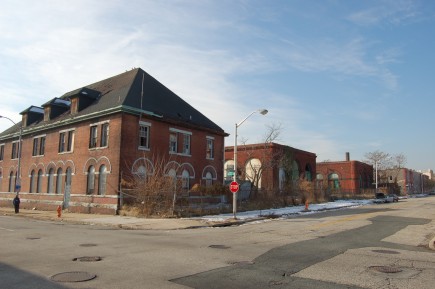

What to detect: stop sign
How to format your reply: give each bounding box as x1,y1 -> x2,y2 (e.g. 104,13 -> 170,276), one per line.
229,181 -> 239,193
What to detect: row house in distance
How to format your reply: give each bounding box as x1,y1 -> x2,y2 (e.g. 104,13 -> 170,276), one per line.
0,68 -> 227,214
382,168 -> 429,195
316,152 -> 374,196
224,142 -> 317,193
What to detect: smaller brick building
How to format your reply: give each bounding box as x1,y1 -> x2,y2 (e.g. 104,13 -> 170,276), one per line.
316,153 -> 374,195
382,168 -> 428,195
224,142 -> 317,192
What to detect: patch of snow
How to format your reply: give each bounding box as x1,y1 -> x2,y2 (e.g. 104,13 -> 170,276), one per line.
199,200 -> 372,222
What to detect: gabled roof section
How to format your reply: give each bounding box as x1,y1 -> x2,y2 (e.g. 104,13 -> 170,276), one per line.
123,69 -> 224,133
1,68 -> 226,138
59,68 -> 225,134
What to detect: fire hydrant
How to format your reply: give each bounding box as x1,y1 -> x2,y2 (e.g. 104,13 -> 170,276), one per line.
304,200 -> 309,211
57,205 -> 62,218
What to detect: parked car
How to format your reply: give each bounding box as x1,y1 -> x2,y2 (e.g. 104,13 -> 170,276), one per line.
373,193 -> 394,203
388,194 -> 399,202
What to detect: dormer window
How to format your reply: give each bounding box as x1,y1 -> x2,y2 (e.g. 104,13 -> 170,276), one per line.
42,98 -> 71,121
20,106 -> 44,127
68,87 -> 100,115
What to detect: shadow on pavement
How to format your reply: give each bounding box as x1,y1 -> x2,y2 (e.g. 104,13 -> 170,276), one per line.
0,262 -> 78,289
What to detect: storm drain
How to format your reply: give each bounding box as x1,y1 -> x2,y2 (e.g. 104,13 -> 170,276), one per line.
228,260 -> 255,266
209,245 -> 230,249
369,266 -> 403,274
72,256 -> 102,262
50,271 -> 96,282
372,249 -> 400,254
79,243 -> 97,247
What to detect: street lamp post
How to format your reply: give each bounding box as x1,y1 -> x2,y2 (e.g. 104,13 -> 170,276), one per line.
233,109 -> 268,219
375,160 -> 378,193
0,115 -> 23,193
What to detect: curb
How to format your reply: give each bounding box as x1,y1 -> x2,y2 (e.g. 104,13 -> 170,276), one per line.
429,236 -> 435,251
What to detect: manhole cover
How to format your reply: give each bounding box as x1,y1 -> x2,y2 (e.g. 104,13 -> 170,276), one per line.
372,249 -> 400,254
79,243 -> 97,247
50,271 -> 96,282
209,245 -> 230,249
26,237 -> 41,240
72,256 -> 102,262
369,266 -> 403,273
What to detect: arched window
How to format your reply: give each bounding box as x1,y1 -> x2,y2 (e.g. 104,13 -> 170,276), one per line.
47,168 -> 55,194
135,165 -> 147,185
328,173 -> 340,189
245,158 -> 262,188
279,167 -> 286,190
37,169 -> 43,193
305,164 -> 312,181
167,168 -> 177,189
181,170 -> 189,190
205,172 -> 212,187
98,165 -> 107,195
87,165 -> 95,195
56,168 -> 63,194
9,171 -> 14,192
29,170 -> 36,193
137,165 -> 146,177
292,161 -> 299,181
316,173 -> 324,189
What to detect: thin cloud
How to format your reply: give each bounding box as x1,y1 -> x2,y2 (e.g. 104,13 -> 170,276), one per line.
276,37 -> 398,90
347,0 -> 419,26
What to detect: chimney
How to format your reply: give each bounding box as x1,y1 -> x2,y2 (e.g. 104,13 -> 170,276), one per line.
345,152 -> 350,161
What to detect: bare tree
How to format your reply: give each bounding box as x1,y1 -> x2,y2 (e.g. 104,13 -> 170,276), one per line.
121,153 -> 182,217
393,153 -> 407,169
364,150 -> 392,170
240,123 -> 283,194
364,150 -> 407,192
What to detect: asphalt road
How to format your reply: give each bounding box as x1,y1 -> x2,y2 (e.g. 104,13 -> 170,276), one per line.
1,196 -> 434,289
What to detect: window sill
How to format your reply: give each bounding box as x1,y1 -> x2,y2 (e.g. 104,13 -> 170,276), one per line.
169,151 -> 192,157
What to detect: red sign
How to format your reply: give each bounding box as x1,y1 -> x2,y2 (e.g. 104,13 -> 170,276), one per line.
229,181 -> 239,193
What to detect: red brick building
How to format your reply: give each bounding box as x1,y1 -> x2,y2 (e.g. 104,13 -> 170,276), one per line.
316,153 -> 374,195
224,142 -> 317,192
0,68 -> 227,214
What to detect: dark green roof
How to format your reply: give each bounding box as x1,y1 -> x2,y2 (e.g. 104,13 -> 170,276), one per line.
0,68 -> 227,138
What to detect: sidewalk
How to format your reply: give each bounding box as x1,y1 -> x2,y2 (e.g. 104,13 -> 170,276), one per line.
0,207 -> 225,230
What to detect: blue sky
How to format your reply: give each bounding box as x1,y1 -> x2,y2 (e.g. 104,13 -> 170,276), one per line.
1,0 -> 434,170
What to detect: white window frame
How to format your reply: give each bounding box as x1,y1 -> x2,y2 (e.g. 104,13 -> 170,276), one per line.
89,125 -> 98,149
58,128 -> 76,153
0,143 -> 5,161
100,122 -> 109,148
169,128 -> 192,156
206,136 -> 214,160
11,141 -> 19,159
32,134 -> 46,157
89,121 -> 109,150
0,143 -> 4,161
139,121 -> 151,150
